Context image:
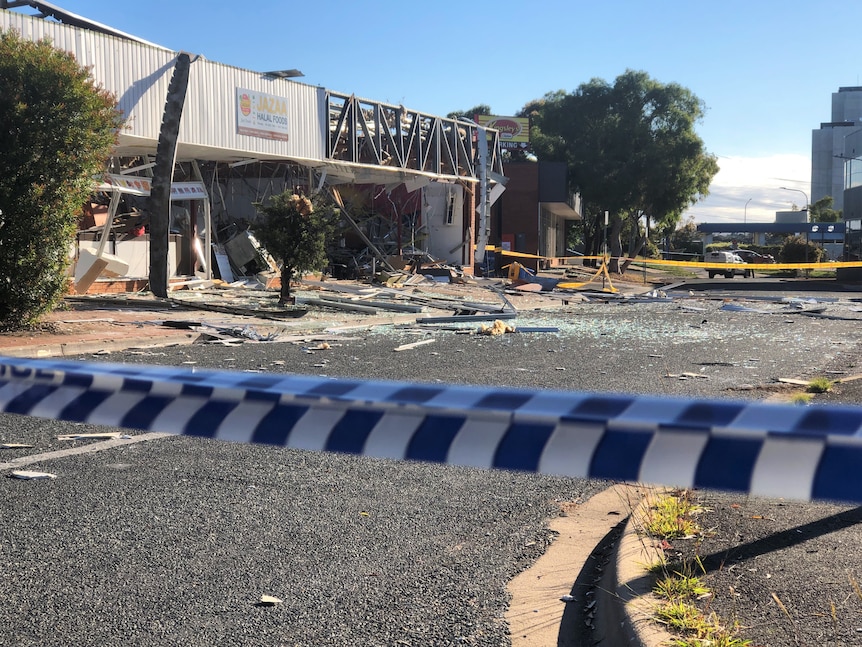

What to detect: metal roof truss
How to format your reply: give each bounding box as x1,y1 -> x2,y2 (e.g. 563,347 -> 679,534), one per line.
327,92 -> 502,183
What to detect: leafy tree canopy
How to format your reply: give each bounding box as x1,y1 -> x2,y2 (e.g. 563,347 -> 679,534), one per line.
0,29 -> 122,328
527,70 -> 718,270
669,215 -> 703,253
809,195 -> 842,222
446,104 -> 491,121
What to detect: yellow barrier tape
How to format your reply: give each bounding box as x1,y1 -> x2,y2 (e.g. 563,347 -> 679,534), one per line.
496,249 -> 543,259
624,257 -> 862,271
495,248 -> 606,262
491,247 -> 862,271
499,252 -> 609,264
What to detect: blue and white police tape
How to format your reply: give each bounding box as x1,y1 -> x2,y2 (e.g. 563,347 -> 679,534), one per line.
1,355 -> 862,503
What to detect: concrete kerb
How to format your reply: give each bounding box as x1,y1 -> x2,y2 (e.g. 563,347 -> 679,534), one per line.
508,483 -> 673,647
605,488 -> 675,647
579,484 -> 672,647
507,484 -> 633,646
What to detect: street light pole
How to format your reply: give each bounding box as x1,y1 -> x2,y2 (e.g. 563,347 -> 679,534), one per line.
744,198 -> 752,224
780,187 -> 810,218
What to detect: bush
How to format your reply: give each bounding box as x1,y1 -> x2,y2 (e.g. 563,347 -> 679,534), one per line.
779,235 -> 823,264
642,237 -> 661,258
0,29 -> 121,329
252,191 -> 339,304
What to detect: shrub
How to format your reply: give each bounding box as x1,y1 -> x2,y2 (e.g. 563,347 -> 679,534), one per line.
0,29 -> 121,329
779,235 -> 823,264
252,191 -> 339,304
642,237 -> 661,258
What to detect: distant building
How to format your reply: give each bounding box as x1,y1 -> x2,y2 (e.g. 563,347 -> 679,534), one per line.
774,210 -> 809,224
811,86 -> 862,211
841,129 -> 862,267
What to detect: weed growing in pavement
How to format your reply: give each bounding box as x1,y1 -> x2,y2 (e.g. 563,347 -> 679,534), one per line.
791,392 -> 813,405
807,376 -> 834,393
654,600 -> 702,631
653,563 -> 709,600
639,490 -> 751,647
655,601 -> 750,646
642,489 -> 702,539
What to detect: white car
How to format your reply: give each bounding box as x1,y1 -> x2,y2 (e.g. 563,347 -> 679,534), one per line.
705,251 -> 751,278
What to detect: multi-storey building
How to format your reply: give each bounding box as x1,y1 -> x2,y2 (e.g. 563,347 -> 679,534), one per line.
811,86 -> 862,212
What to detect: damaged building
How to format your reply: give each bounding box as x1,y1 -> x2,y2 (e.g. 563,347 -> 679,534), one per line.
1,2 -> 511,294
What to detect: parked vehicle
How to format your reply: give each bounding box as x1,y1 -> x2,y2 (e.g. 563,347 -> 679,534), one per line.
705,250 -> 751,278
733,249 -> 775,264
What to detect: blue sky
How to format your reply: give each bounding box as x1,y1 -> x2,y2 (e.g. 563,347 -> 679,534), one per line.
12,0 -> 862,223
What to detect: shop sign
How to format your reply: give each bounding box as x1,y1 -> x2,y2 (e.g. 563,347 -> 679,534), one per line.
236,88 -> 289,141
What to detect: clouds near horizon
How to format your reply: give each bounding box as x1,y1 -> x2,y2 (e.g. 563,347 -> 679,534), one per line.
683,154 -> 812,223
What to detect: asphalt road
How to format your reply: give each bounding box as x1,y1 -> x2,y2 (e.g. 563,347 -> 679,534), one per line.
3,281 -> 862,646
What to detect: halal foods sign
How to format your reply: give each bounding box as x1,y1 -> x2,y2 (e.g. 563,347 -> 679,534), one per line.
236,88 -> 289,141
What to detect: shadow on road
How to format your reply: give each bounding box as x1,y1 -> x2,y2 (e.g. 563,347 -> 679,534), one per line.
671,278 -> 862,294
696,504 -> 862,574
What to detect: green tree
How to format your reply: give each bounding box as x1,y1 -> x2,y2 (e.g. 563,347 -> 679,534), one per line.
446,104 -> 491,120
669,216 -> 703,255
529,70 -> 718,272
252,192 -> 338,305
0,29 -> 121,329
808,196 -> 842,223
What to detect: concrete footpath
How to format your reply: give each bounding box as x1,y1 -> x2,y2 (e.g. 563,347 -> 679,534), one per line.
0,296 -> 420,358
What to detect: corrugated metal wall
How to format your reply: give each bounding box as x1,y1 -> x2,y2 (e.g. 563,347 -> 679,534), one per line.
185,58 -> 326,162
0,10 -> 326,163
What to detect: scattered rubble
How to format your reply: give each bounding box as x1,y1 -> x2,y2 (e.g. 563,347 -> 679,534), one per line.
58,266 -> 862,369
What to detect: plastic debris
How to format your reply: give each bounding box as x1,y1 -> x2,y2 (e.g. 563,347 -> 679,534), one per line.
10,470 -> 57,480
258,594 -> 282,606
57,432 -> 122,441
